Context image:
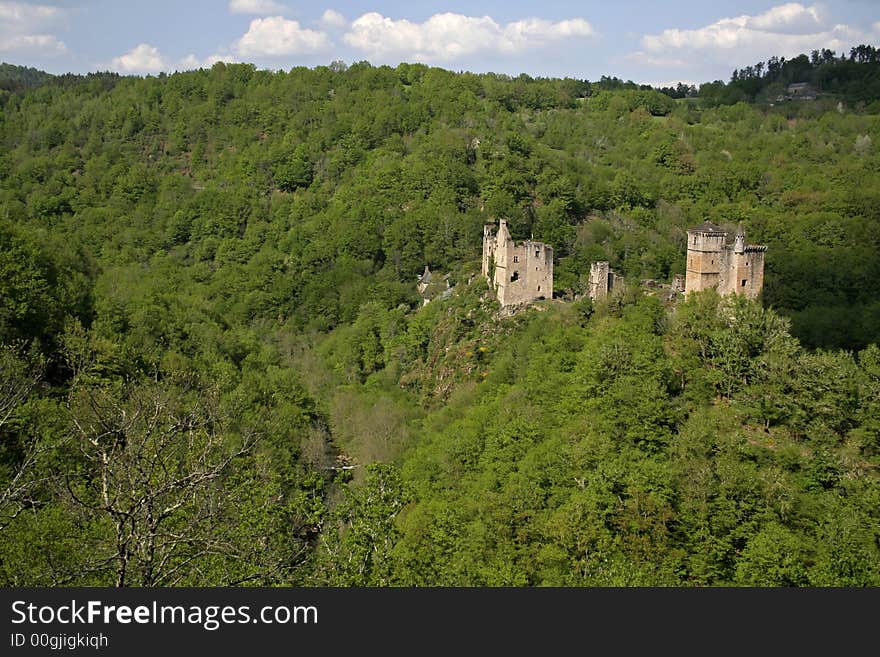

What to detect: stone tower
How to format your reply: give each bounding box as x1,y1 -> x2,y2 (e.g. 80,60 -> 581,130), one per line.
588,261 -> 619,300
685,221 -> 727,293
482,219 -> 553,307
685,221 -> 766,299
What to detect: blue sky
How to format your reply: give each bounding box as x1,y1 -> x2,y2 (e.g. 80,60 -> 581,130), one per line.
1,1 -> 878,85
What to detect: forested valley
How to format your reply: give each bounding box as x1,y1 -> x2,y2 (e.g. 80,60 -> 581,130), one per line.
1,52 -> 879,585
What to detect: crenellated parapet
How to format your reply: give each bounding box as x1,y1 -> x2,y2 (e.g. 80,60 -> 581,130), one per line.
685,222 -> 766,299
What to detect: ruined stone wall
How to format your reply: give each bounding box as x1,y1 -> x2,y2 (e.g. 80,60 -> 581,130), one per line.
493,236 -> 512,303
495,240 -> 553,306
746,248 -> 766,299
720,247 -> 766,299
483,220 -> 553,307
481,225 -> 495,279
589,261 -> 611,299
589,261 -> 623,300
671,273 -> 685,294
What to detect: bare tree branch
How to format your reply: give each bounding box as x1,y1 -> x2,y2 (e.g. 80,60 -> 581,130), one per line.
61,378 -> 261,586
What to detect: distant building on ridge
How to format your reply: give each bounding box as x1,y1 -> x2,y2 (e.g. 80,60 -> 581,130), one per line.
786,82 -> 817,100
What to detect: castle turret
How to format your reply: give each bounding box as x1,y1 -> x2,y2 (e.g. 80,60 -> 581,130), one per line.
685,221 -> 727,294
685,221 -> 766,299
733,223 -> 746,254
496,218 -> 511,244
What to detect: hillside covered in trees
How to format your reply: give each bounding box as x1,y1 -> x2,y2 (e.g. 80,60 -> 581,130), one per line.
1,55 -> 879,585
699,44 -> 880,107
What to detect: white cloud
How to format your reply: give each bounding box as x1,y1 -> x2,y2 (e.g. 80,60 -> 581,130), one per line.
0,1 -> 67,55
746,3 -> 824,34
234,16 -> 331,56
640,2 -> 876,63
111,43 -> 167,74
180,52 -> 238,70
0,33 -> 66,54
638,79 -> 699,89
179,54 -> 201,69
504,17 -> 595,44
0,1 -> 61,27
321,9 -> 347,29
343,11 -> 596,62
228,0 -> 285,15
110,48 -> 239,74
625,51 -> 688,69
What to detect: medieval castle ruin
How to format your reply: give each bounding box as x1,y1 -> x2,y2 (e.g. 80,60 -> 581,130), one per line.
684,222 -> 766,298
588,261 -> 620,300
482,219 -> 553,307
476,218 -> 765,308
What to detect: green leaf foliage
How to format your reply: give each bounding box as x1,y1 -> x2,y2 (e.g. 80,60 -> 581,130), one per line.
1,55 -> 879,586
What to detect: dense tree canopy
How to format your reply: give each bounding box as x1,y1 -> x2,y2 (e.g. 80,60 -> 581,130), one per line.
0,54 -> 878,585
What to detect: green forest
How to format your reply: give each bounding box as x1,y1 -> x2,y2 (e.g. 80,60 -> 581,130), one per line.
1,52 -> 879,586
